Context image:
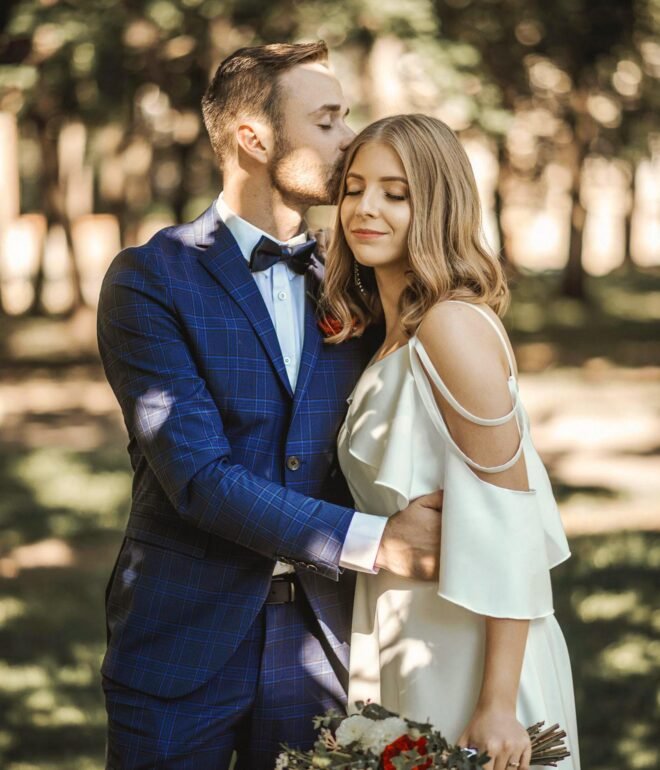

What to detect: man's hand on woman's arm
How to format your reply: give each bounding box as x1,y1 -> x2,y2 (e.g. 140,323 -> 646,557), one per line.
375,491 -> 443,581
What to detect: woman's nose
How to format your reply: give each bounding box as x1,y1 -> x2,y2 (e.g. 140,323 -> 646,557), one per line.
355,187 -> 378,217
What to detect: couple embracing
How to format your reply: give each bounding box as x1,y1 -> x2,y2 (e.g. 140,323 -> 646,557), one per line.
98,41 -> 580,770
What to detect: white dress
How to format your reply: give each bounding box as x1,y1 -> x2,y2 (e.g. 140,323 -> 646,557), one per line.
337,301 -> 580,769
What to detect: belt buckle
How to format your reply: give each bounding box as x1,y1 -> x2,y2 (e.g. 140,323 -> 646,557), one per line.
267,576 -> 296,604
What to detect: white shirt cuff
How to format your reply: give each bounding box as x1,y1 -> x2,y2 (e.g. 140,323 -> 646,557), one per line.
339,512 -> 388,574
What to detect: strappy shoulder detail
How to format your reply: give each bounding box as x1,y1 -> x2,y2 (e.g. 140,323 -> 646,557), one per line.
410,334 -> 526,475
411,339 -> 519,427
337,302 -> 572,622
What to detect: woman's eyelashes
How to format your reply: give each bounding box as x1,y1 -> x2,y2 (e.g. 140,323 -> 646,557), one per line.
343,187 -> 407,201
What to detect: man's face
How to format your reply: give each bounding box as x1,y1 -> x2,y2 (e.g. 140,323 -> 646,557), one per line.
270,62 -> 355,206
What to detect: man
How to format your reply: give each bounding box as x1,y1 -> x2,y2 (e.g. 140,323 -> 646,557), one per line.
98,41 -> 442,769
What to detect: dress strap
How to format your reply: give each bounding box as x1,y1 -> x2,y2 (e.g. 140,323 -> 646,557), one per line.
409,337 -> 526,475
411,337 -> 519,427
445,300 -> 517,378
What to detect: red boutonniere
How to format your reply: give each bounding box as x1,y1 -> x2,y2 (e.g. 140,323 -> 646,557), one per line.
317,314 -> 344,337
317,314 -> 361,339
382,734 -> 432,770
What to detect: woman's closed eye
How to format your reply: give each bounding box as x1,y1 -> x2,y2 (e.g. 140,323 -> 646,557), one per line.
343,188 -> 407,200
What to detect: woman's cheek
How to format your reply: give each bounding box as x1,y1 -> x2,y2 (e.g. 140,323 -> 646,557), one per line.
339,201 -> 351,231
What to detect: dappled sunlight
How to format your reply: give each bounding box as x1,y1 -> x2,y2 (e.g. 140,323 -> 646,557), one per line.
0,539 -> 74,579
0,413 -> 123,452
538,414 -> 659,454
518,364 -> 660,536
0,597 -> 27,626
0,214 -> 45,315
0,663 -> 49,693
0,563 -> 112,765
597,634 -> 659,678
573,590 -> 650,624
569,531 -> 660,571
598,288 -> 660,322
16,449 -> 131,523
133,386 -> 176,442
1,308 -> 99,363
554,454 -> 659,497
552,531 -> 659,769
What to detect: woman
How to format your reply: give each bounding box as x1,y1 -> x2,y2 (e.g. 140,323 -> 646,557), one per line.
321,114 -> 580,770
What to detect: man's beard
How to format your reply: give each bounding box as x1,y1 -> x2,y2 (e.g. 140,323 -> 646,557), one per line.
270,137 -> 344,207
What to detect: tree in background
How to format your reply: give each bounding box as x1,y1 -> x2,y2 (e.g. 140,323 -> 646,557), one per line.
0,0 -> 657,310
434,0 -> 660,297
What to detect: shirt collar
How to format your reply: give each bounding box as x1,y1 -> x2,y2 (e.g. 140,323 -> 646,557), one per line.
216,193 -> 308,269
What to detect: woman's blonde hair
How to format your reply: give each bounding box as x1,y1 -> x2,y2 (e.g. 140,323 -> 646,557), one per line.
321,113 -> 509,343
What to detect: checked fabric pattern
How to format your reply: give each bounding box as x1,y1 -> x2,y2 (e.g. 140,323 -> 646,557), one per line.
97,204 -> 374,700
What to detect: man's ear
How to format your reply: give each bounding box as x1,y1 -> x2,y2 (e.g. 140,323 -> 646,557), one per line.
236,119 -> 272,165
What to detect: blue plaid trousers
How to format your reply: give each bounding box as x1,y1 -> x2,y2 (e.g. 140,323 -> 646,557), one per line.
103,585 -> 345,769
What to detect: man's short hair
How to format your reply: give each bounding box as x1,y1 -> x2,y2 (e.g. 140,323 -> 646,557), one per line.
202,41 -> 329,166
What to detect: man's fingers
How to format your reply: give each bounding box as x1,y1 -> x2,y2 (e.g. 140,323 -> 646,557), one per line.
414,490 -> 444,509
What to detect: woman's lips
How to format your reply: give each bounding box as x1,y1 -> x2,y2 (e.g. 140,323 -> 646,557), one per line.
351,229 -> 386,240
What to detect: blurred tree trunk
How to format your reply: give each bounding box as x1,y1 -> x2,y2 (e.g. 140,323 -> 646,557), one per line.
494,142 -> 511,267
36,117 -> 83,312
563,178 -> 587,298
561,99 -> 593,299
173,144 -> 192,224
623,165 -> 635,264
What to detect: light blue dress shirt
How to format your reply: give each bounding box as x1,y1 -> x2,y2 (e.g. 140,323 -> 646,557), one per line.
216,194 -> 386,574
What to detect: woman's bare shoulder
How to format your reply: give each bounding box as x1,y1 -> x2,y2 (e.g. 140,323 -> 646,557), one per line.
415,301 -> 514,414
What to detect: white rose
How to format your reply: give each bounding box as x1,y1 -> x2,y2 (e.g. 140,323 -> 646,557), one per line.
360,717 -> 408,754
335,714 -> 372,746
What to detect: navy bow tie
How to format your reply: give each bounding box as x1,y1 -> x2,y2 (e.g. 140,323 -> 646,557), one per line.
248,235 -> 317,275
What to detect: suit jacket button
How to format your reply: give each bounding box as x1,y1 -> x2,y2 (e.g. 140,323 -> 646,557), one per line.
287,455 -> 301,471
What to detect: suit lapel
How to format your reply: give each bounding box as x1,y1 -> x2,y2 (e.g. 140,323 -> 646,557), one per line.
194,206 -> 294,398
291,273 -> 323,420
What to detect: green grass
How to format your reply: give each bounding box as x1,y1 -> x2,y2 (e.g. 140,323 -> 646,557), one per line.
552,533 -> 660,770
0,447 -> 128,769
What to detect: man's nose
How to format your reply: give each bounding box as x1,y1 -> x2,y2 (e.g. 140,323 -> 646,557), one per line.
339,122 -> 356,150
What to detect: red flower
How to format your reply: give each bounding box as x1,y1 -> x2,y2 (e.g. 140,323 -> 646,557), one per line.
317,314 -> 344,337
382,734 -> 432,770
317,313 -> 362,339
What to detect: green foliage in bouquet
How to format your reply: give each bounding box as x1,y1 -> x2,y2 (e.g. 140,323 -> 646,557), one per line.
276,702 -> 570,770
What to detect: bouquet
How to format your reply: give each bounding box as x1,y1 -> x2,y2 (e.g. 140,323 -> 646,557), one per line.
276,702 -> 570,769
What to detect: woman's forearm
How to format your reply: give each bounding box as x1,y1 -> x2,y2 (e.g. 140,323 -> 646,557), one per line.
477,617 -> 530,711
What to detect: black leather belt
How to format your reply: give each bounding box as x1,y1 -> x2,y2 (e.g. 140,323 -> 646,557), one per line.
265,574 -> 298,604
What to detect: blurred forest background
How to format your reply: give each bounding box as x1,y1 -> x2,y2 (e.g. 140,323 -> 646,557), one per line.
0,0 -> 658,768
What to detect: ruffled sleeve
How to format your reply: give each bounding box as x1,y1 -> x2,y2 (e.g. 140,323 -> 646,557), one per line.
439,451 -> 555,618
409,337 -> 571,620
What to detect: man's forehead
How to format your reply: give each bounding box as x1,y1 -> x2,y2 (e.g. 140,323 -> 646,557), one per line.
279,62 -> 345,108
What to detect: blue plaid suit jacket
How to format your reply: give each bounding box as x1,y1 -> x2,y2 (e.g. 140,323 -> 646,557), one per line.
97,204 -> 376,699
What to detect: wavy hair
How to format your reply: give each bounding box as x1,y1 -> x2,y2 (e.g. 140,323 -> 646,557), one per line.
320,114 -> 509,343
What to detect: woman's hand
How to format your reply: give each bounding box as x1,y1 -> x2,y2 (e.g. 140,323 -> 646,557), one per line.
457,705 -> 532,770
